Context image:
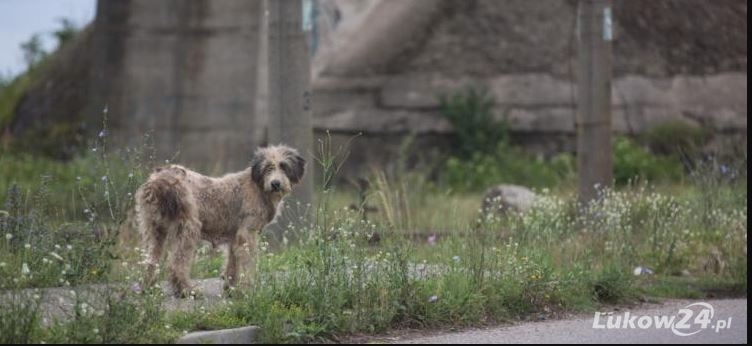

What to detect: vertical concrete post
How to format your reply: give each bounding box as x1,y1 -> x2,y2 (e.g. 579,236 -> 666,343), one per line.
265,0 -> 314,241
577,0 -> 613,204
88,0 -> 266,172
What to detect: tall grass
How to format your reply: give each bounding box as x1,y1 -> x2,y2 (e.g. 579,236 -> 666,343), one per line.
0,132 -> 747,343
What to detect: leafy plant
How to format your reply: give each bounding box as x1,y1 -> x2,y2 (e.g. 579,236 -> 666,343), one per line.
642,120 -> 709,160
613,137 -> 684,186
439,87 -> 508,158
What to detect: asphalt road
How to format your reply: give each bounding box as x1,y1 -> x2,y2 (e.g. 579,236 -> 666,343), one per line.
391,299 -> 747,344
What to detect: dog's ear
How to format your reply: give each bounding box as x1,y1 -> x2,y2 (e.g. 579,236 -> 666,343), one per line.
250,151 -> 265,186
284,149 -> 306,185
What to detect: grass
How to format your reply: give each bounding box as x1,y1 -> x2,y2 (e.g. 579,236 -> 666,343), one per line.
0,134 -> 747,344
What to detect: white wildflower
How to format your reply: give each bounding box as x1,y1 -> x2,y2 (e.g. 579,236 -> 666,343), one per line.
21,263 -> 30,275
50,252 -> 64,261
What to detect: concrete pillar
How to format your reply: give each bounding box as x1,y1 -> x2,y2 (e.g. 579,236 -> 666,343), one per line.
264,0 -> 314,240
576,0 -> 613,203
88,0 -> 266,172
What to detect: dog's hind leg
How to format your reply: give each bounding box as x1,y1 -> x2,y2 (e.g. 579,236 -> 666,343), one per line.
167,217 -> 201,297
141,222 -> 167,290
223,229 -> 258,293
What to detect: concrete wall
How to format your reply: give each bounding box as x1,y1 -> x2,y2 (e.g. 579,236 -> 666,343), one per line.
311,0 -> 747,177
88,0 -> 266,172
8,0 -> 747,178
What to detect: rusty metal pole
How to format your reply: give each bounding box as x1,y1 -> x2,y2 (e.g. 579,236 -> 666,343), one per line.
577,0 -> 613,204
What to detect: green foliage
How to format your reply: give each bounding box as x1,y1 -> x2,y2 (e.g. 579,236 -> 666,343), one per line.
442,143 -> 575,191
438,87 -> 574,191
613,137 -> 685,186
592,264 -> 633,303
0,17 -> 80,138
642,120 -> 709,158
437,88 -> 700,191
0,70 -> 35,129
0,124 -> 151,289
439,87 -> 508,158
20,34 -> 47,70
0,292 -> 43,344
53,18 -> 79,48
0,122 -> 746,344
42,289 -> 175,344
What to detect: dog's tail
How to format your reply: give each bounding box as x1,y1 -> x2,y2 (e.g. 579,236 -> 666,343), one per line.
138,171 -> 188,220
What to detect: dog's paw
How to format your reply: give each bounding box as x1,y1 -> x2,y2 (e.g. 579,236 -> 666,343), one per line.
223,286 -> 248,299
175,287 -> 203,299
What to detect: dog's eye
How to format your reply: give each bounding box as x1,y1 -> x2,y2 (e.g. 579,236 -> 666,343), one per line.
262,163 -> 273,174
279,162 -> 288,170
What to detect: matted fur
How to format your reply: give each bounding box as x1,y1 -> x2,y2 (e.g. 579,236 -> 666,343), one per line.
135,145 -> 305,297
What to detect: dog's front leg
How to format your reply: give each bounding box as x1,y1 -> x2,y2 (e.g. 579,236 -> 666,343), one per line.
223,228 -> 258,293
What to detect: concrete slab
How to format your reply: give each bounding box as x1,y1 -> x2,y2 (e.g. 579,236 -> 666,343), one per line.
176,326 -> 260,344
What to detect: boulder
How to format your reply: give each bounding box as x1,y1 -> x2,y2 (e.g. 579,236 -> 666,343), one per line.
481,184 -> 537,217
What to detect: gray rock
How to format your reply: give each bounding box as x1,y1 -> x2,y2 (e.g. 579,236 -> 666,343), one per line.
481,184 -> 537,217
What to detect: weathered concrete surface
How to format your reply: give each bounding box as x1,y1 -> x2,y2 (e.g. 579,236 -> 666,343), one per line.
316,0 -> 747,78
177,326 -> 260,344
87,0 -> 266,172
4,278 -> 257,342
6,0 -> 747,175
316,73 -> 747,135
389,299 -> 747,344
310,0 -> 747,174
2,278 -> 228,327
8,261 -> 449,328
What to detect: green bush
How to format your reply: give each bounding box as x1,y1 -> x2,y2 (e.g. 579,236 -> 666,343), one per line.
591,264 -> 633,304
642,120 -> 709,158
442,143 -> 574,191
439,87 -> 508,157
438,87 -> 573,191
0,129 -> 150,289
613,137 -> 684,186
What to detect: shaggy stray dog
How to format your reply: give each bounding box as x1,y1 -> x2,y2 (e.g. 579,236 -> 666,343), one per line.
135,145 -> 305,297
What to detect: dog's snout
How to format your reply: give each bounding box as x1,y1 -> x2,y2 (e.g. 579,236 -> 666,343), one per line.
271,180 -> 281,191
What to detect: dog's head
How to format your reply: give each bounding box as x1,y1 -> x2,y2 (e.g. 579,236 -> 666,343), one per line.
250,145 -> 306,194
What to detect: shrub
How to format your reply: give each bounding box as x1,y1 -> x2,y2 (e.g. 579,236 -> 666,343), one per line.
591,264 -> 632,304
642,120 -> 709,159
442,143 -> 572,191
438,88 -> 572,191
438,87 -> 508,158
613,137 -> 684,186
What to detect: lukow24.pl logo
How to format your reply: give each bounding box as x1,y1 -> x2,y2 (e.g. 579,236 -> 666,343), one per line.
593,302 -> 732,336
